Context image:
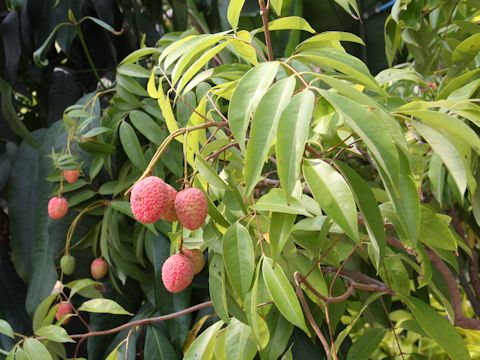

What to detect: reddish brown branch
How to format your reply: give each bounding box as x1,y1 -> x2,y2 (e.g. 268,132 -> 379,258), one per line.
294,273 -> 332,360
258,0 -> 274,61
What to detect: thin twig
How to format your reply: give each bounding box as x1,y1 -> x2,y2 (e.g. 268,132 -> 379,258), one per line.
258,0 -> 274,61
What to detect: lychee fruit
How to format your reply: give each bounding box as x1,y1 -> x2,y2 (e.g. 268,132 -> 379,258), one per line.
174,188 -> 208,230
90,258 -> 109,280
48,196 -> 68,219
56,301 -> 73,324
159,184 -> 178,222
161,253 -> 194,293
63,169 -> 80,184
130,176 -> 169,223
60,255 -> 75,275
183,248 -> 205,274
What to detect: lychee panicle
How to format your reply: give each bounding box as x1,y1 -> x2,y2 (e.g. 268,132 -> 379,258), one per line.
159,184 -> 178,222
91,258 -> 109,280
48,196 -> 68,219
174,188 -> 208,230
161,253 -> 194,293
183,248 -> 205,274
130,176 -> 169,223
56,301 -> 73,324
63,169 -> 80,184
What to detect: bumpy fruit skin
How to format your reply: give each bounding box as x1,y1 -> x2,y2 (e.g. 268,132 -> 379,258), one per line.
48,196 -> 68,219
174,188 -> 208,230
56,301 -> 72,324
183,249 -> 205,274
159,184 -> 178,222
130,176 -> 168,223
161,253 -> 194,293
91,258 -> 109,280
63,169 -> 80,184
60,255 -> 75,275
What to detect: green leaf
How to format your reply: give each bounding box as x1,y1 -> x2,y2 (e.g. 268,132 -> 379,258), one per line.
244,77 -> 296,196
144,325 -> 178,359
129,110 -> 165,145
253,189 -> 311,216
117,64 -> 150,78
0,77 -> 38,148
33,22 -> 71,67
260,309 -> 294,360
253,17 -> 315,34
346,328 -> 387,360
33,295 -> 57,332
303,160 -> 359,242
276,90 -> 315,196
223,222 -> 255,300
419,207 -> 457,251
78,299 -> 133,315
209,253 -> 229,323
184,321 -> 223,360
119,121 -> 147,170
81,16 -> 123,35
66,279 -> 103,299
269,212 -> 296,260
270,0 -> 283,15
23,339 -> 53,360
227,0 -> 246,30
68,189 -> 96,207
452,33 -> 480,64
228,62 -> 279,152
225,319 -> 257,360
333,0 -> 360,18
120,48 -> 159,65
333,160 -> 385,267
262,257 -> 308,333
296,31 -> 364,52
0,320 -> 13,338
247,261 -> 270,349
405,296 -> 471,360
410,121 -> 467,197
34,325 -> 74,343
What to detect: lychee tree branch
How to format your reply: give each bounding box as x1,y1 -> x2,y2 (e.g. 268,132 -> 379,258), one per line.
258,0 -> 274,61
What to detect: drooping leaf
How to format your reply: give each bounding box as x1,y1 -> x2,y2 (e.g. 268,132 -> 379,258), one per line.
346,328 -> 387,360
78,299 -> 133,315
144,325 -> 179,359
34,325 -> 74,343
23,338 -> 53,360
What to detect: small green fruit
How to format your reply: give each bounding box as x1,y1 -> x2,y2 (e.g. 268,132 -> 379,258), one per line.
60,255 -> 75,275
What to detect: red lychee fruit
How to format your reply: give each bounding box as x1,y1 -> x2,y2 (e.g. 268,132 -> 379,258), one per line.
90,258 -> 109,280
56,301 -> 73,324
161,253 -> 194,293
159,184 -> 178,222
48,196 -> 68,219
182,248 -> 205,274
63,169 -> 80,184
174,188 -> 208,230
130,176 -> 169,223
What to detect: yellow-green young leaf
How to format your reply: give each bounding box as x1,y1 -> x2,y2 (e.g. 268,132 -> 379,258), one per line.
228,62 -> 279,152
177,41 -> 232,95
23,339 -> 53,360
223,222 -> 255,300
0,320 -> 13,338
34,325 -> 74,343
346,328 -> 387,360
129,110 -> 164,145
147,70 -> 159,98
296,31 -> 364,52
405,296 -> 471,360
262,257 -> 308,334
230,33 -> 258,65
452,33 -> 480,64
333,160 -> 385,268
184,321 -> 223,360
119,121 -> 146,170
244,77 -> 296,196
252,16 -> 315,35
78,299 -> 133,315
303,160 -> 359,242
227,0 -> 245,30
276,90 -> 315,197
269,212 -> 296,260
225,319 -> 257,360
270,0 -> 283,15
119,47 -> 159,65
333,0 -> 360,18
156,77 -> 180,138
158,35 -> 197,66
410,121 -> 467,197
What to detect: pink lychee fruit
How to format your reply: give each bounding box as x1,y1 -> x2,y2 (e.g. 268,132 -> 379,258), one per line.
130,176 -> 168,223
48,196 -> 68,219
161,253 -> 194,293
56,301 -> 73,324
174,188 -> 208,230
90,258 -> 109,280
63,169 -> 80,184
183,248 -> 205,274
159,184 -> 178,222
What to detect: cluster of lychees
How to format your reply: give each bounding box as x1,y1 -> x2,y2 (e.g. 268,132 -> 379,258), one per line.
129,176 -> 208,293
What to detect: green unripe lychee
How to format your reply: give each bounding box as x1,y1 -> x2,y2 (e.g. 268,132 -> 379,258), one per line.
60,255 -> 75,275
